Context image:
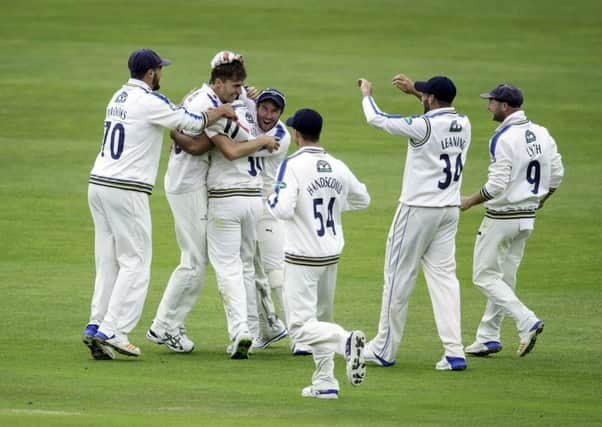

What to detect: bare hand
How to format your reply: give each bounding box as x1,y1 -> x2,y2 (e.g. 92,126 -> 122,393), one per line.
392,74 -> 416,95
460,196 -> 472,211
246,86 -> 259,100
357,78 -> 373,97
217,104 -> 237,120
256,135 -> 280,152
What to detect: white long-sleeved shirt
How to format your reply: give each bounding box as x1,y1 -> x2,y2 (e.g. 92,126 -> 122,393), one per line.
481,110 -> 564,214
362,96 -> 471,207
89,79 -> 209,194
267,146 -> 370,265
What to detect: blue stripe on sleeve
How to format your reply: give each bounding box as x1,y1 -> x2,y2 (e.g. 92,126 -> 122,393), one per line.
268,150 -> 305,208
207,94 -> 219,107
368,96 -> 402,119
150,92 -> 171,105
275,123 -> 286,139
489,125 -> 511,161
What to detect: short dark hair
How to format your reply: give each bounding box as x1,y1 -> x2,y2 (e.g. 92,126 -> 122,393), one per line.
298,131 -> 319,142
210,60 -> 246,83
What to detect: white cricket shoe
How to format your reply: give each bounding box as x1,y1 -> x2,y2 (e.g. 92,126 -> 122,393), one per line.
517,320 -> 544,357
291,343 -> 313,356
363,346 -> 395,367
229,332 -> 253,359
301,386 -> 339,400
250,328 -> 288,352
146,327 -> 195,353
465,341 -> 502,357
345,330 -> 366,386
94,331 -> 140,357
435,356 -> 467,371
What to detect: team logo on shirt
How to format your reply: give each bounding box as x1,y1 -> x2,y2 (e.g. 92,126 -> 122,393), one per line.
246,111 -> 255,124
115,91 -> 128,103
317,160 -> 332,173
449,120 -> 463,132
276,181 -> 287,189
404,117 -> 413,124
525,130 -> 536,144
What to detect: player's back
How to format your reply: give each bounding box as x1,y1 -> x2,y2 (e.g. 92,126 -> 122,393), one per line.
90,79 -> 168,193
270,147 -> 370,262
485,119 -> 561,212
401,108 -> 471,207
164,84 -> 215,194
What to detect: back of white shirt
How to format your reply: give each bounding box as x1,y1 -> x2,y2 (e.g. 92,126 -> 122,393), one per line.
164,83 -> 219,194
267,147 -> 370,264
90,79 -> 208,194
362,98 -> 471,206
482,111 -> 564,211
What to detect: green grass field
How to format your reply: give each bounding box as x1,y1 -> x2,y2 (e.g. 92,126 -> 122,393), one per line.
1,0 -> 601,425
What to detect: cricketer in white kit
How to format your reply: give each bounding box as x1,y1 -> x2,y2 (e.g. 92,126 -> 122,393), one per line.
146,51 -> 278,357
268,108 -> 370,399
462,84 -> 564,358
358,75 -> 471,371
83,48 -> 235,360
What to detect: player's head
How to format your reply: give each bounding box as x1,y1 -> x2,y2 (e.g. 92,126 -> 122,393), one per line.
480,83 -> 524,122
414,76 -> 456,113
209,51 -> 247,103
128,48 -> 171,90
256,88 -> 286,132
285,108 -> 322,145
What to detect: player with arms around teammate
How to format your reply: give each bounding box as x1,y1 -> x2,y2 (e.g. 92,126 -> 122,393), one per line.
82,48 -> 236,360
358,74 -> 471,371
145,51 -> 278,354
461,84 -> 564,358
268,108 -> 370,399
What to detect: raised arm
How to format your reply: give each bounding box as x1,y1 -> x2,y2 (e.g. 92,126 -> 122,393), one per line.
170,129 -> 214,156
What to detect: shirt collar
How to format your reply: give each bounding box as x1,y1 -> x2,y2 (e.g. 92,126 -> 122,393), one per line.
126,78 -> 152,92
496,110 -> 528,131
424,106 -> 457,117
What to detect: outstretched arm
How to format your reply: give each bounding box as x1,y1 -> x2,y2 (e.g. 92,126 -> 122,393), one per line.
170,130 -> 214,155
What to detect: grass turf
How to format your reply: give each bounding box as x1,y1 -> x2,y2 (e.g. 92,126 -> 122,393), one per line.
1,0 -> 601,425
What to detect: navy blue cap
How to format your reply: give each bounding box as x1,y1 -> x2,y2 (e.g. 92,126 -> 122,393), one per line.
480,83 -> 524,107
414,76 -> 456,103
285,108 -> 322,137
128,48 -> 171,76
257,88 -> 286,111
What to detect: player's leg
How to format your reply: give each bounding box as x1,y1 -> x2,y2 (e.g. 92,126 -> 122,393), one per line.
421,207 -> 466,370
241,197 -> 262,340
84,185 -> 117,359
87,185 -> 119,328
95,187 -> 152,356
472,219 -> 537,338
365,204 -> 425,365
285,264 -> 346,396
207,197 -> 251,357
148,189 -> 208,352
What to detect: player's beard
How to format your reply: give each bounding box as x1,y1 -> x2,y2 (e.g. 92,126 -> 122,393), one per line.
422,100 -> 430,114
151,73 -> 160,91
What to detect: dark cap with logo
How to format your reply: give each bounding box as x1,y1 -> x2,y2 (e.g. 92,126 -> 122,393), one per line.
414,76 -> 456,103
128,48 -> 171,76
257,88 -> 286,111
480,83 -> 523,107
285,108 -> 323,137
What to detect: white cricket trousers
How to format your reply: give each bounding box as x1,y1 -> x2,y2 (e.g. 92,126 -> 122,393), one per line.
152,189 -> 208,335
284,262 -> 348,391
472,217 -> 537,342
368,204 -> 464,363
207,196 -> 262,341
87,184 -> 152,338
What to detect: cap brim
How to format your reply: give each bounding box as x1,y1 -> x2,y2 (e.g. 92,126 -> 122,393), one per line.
479,92 -> 494,99
414,81 -> 428,92
258,94 -> 285,110
160,58 -> 172,67
285,117 -> 295,127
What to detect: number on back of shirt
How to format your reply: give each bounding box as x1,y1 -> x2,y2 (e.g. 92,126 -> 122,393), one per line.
526,160 -> 540,194
438,153 -> 463,189
248,156 -> 264,176
313,197 -> 336,236
101,121 -> 125,159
